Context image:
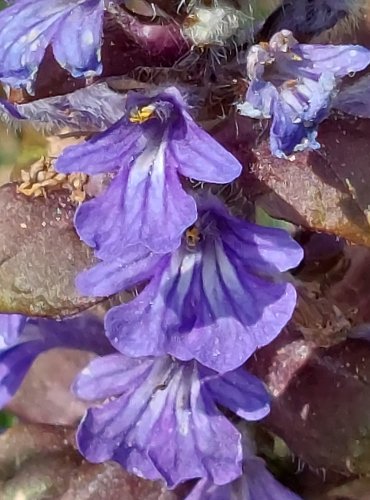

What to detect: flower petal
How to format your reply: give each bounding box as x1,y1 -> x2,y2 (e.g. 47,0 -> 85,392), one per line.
0,83 -> 127,134
213,204 -> 303,273
56,117 -> 143,175
106,270 -> 171,357
0,340 -> 47,407
73,354 -> 155,400
0,314 -> 27,346
297,44 -> 370,78
269,96 -> 320,158
186,459 -> 302,500
76,247 -> 164,296
205,367 -> 270,421
185,479 -> 232,500
246,457 -> 302,500
184,246 -> 297,372
0,314 -> 109,409
0,0 -> 104,88
104,250 -> 198,360
36,314 -> 111,355
170,114 -> 242,183
74,143 -> 197,254
237,80 -> 277,120
51,0 -> 104,78
75,356 -> 244,487
105,241 -> 297,372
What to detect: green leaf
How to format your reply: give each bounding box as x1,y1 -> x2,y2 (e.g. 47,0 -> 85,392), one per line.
0,411 -> 17,430
254,205 -> 297,234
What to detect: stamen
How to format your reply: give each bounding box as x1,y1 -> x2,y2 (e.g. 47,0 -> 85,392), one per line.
129,104 -> 156,124
283,78 -> 299,89
185,225 -> 202,248
289,52 -> 303,62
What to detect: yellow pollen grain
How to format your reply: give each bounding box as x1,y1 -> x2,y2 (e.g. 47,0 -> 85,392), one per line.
129,105 -> 156,124
290,52 -> 303,61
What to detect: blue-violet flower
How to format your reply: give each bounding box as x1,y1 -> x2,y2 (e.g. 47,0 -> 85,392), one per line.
77,193 -> 303,373
74,352 -> 270,487
238,30 -> 370,158
56,87 -> 242,254
0,0 -> 105,89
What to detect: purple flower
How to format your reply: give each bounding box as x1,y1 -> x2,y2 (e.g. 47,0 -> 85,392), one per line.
74,352 -> 270,487
0,313 -> 27,346
77,194 -> 303,373
0,83 -> 127,133
0,0 -> 105,89
238,30 -> 370,158
0,314 -> 110,408
56,87 -> 242,254
186,456 -> 301,499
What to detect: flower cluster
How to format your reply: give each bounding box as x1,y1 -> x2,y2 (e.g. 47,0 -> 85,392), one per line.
52,85 -> 302,490
3,0 -> 370,497
238,30 -> 370,158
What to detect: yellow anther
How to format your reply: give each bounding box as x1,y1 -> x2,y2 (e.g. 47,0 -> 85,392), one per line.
283,78 -> 299,89
129,105 -> 156,124
290,52 -> 303,61
185,226 -> 201,248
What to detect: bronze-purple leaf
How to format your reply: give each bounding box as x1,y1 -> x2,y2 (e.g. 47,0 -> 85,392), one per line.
214,115 -> 370,247
249,328 -> 370,475
0,424 -> 180,499
0,184 -> 100,317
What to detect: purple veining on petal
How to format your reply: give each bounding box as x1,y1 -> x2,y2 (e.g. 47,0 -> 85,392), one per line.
74,353 -> 270,487
56,87 -> 242,254
0,0 -> 105,89
78,193 -> 302,373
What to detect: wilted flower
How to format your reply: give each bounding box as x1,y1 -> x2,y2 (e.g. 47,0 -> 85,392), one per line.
0,314 -> 110,408
74,352 -> 270,488
56,87 -> 242,254
0,0 -> 106,89
77,194 -> 303,373
238,30 -> 370,158
0,83 -> 127,133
